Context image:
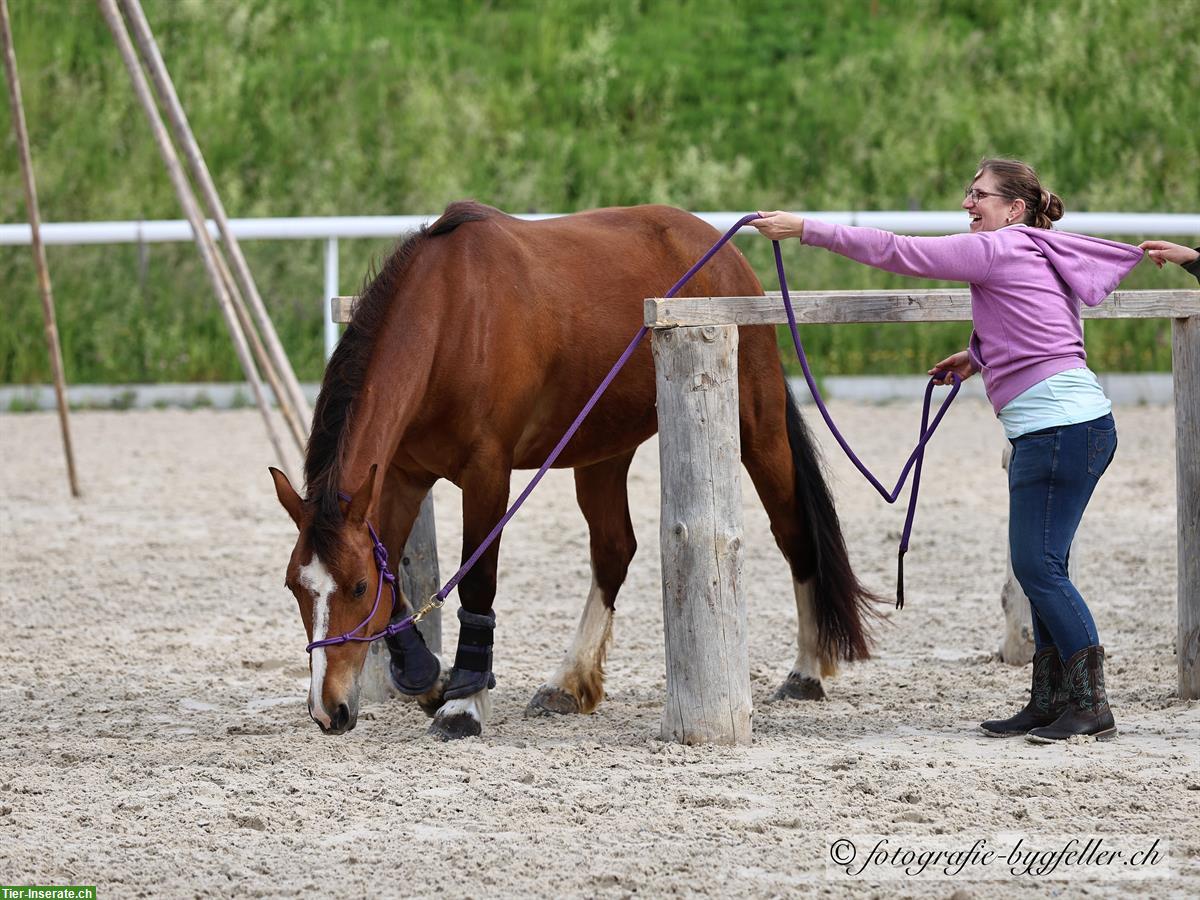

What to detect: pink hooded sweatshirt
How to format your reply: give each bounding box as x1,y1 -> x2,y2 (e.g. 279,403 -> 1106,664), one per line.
800,220 -> 1144,413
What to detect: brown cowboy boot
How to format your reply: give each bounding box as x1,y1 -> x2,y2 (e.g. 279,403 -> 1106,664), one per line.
980,647 -> 1067,737
1026,645 -> 1117,743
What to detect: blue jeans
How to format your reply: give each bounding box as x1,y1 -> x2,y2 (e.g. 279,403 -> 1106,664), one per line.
1008,413 -> 1117,660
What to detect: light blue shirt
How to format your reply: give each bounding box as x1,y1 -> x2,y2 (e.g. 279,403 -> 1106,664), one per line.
998,368 -> 1112,439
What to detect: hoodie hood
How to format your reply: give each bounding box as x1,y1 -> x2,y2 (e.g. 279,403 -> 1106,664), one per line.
1020,228 -> 1143,307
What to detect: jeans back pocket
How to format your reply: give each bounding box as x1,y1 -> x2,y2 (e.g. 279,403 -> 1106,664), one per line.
1086,422 -> 1117,478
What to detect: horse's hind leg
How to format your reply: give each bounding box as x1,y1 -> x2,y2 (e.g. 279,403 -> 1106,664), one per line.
527,451 -> 637,716
741,410 -> 835,702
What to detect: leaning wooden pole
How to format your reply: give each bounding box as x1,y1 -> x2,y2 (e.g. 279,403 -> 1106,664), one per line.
1,0 -> 80,497
653,324 -> 751,745
208,240 -> 309,451
96,0 -> 291,471
118,0 -> 312,438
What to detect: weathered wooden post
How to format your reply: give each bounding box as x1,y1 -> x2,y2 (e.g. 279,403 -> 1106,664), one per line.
652,324 -> 752,745
1174,316 -> 1200,699
358,493 -> 442,702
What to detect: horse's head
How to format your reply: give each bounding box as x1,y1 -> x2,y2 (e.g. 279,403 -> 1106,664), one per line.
269,464 -> 384,735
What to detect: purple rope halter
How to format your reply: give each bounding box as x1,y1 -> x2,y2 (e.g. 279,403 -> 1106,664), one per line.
305,496 -> 419,652
313,213 -> 960,650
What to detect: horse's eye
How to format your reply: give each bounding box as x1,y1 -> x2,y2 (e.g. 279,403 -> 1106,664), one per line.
354,580 -> 368,598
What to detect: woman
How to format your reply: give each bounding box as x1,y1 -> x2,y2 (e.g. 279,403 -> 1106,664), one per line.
750,159 -> 1144,743
1139,239 -> 1200,281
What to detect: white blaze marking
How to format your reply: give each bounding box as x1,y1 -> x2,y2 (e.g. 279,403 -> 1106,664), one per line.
551,578 -> 612,686
299,555 -> 337,727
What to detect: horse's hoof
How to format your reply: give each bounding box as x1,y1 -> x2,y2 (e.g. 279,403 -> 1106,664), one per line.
525,685 -> 581,716
416,695 -> 446,719
771,672 -> 826,702
427,713 -> 482,741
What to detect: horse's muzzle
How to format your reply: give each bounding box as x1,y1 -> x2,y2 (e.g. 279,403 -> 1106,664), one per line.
311,700 -> 357,735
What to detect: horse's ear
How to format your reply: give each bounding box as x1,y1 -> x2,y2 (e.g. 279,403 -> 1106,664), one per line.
346,464 -> 378,526
269,467 -> 304,529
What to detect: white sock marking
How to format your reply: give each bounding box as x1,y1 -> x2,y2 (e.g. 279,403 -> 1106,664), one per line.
438,690 -> 491,725
551,578 -> 613,687
791,577 -> 825,680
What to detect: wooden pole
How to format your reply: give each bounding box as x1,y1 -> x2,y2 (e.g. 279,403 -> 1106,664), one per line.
1,0 -> 80,498
117,0 -> 312,437
398,492 -> 443,654
358,492 -> 442,703
96,0 -> 292,472
653,324 -> 751,745
210,243 -> 310,450
1174,316 -> 1200,698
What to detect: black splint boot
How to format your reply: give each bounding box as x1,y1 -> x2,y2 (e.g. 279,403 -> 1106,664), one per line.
444,608 -> 497,700
385,618 -> 441,695
980,647 -> 1066,737
1026,645 -> 1117,743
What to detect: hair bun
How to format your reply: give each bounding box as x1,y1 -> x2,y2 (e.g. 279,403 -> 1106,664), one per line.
1043,191 -> 1064,222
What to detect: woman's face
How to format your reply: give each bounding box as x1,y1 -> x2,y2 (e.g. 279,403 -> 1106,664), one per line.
962,170 -> 1020,233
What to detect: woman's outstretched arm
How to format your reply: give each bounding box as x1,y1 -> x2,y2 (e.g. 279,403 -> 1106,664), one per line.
1139,240 -> 1200,282
751,211 -> 997,284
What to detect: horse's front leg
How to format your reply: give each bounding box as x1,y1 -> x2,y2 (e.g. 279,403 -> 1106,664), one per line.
528,452 -> 636,716
376,468 -> 450,717
428,462 -> 509,741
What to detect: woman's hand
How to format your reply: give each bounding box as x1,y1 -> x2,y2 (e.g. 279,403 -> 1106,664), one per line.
928,350 -> 975,385
749,210 -> 804,241
1139,240 -> 1200,269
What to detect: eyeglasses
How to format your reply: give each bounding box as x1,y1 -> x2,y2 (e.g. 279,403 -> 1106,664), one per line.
963,187 -> 1009,203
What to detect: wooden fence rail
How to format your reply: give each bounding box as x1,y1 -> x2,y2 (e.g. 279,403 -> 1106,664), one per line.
334,287 -> 1200,730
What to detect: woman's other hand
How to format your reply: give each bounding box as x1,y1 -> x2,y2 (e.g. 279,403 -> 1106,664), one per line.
928,350 -> 975,385
750,210 -> 805,240
1138,240 -> 1200,269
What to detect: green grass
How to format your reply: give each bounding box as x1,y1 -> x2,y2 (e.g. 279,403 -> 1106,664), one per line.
1,0 -> 1198,383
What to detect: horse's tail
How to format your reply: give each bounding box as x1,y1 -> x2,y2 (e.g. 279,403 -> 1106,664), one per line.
783,381 -> 877,664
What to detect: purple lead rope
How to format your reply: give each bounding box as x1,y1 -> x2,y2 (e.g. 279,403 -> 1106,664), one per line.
433,213 -> 752,604
437,213 -> 959,610
312,213 -> 961,650
770,237 -> 961,606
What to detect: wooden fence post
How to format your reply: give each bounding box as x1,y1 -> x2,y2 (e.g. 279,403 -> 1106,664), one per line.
1174,317 -> 1200,699
358,493 -> 442,703
398,492 -> 443,655
653,324 -> 751,745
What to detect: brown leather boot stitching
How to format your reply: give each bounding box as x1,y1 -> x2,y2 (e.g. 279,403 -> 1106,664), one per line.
1026,645 -> 1117,743
980,646 -> 1067,737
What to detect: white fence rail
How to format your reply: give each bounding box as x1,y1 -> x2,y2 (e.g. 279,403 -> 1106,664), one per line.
3,211 -> 1198,359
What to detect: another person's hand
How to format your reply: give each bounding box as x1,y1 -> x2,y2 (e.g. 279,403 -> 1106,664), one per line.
750,210 -> 804,240
1138,240 -> 1200,269
928,350 -> 975,385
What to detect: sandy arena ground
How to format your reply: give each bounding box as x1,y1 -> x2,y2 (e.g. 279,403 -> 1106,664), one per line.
1,400 -> 1197,898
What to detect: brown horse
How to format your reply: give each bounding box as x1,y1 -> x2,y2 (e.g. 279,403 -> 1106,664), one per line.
270,201 -> 874,739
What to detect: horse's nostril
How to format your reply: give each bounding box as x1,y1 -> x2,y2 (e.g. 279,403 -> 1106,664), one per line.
330,703 -> 350,731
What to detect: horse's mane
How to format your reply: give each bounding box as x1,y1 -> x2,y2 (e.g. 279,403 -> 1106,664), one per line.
303,200 -> 492,559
